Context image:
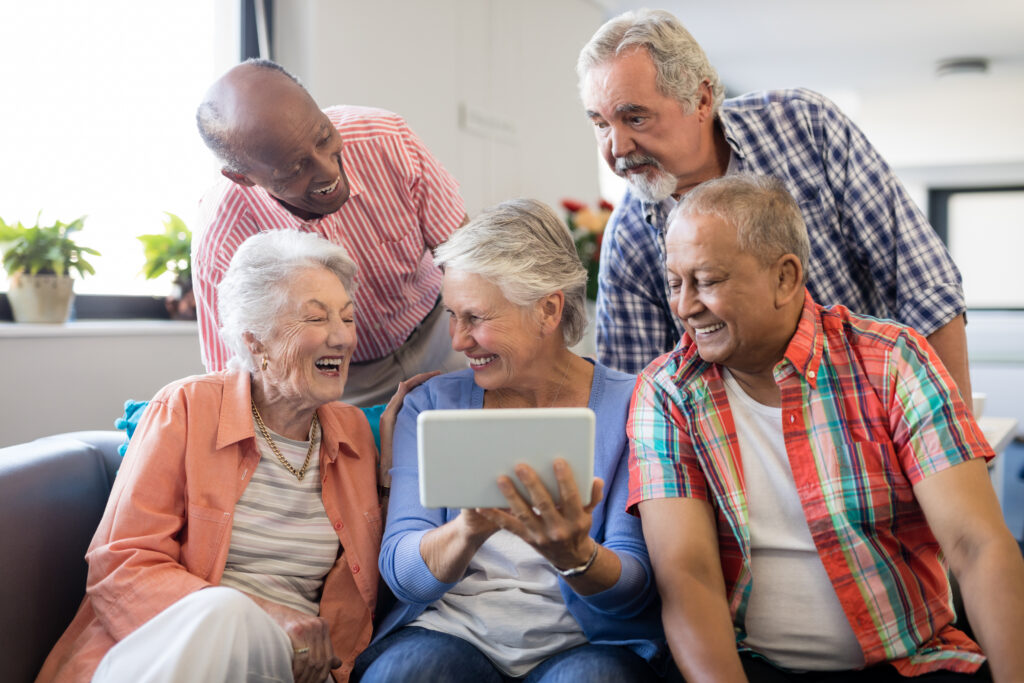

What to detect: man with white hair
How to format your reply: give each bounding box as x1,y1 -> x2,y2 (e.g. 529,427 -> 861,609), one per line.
578,9 -> 972,404
629,174 -> 1024,681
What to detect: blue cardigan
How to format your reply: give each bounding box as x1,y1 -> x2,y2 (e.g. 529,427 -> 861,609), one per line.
375,362 -> 665,664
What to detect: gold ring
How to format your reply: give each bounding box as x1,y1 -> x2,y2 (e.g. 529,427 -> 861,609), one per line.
294,647 -> 310,655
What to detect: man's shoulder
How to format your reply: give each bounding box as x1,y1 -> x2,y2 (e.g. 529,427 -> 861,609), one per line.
818,302 -> 922,355
638,340 -> 704,392
324,105 -> 410,139
196,180 -> 259,237
723,88 -> 838,114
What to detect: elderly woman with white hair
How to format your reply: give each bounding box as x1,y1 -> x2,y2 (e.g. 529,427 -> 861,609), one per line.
354,199 -> 666,682
38,230 -> 413,683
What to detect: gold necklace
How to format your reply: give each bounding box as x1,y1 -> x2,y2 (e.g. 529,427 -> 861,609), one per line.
250,399 -> 319,481
547,356 -> 571,407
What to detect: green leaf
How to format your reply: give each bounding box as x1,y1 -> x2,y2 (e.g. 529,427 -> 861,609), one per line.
0,213 -> 99,279
137,212 -> 192,282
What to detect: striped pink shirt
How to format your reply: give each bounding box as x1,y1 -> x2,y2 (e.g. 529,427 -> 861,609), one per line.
194,105 -> 465,369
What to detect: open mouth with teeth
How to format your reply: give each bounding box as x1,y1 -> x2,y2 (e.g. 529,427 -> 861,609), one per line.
467,354 -> 497,370
312,176 -> 340,197
693,322 -> 726,336
314,356 -> 346,375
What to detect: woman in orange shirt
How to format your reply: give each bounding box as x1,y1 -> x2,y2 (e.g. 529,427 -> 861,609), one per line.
38,230 -> 412,683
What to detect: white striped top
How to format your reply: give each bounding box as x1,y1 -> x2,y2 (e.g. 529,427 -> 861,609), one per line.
194,105 -> 465,370
218,422 -> 339,615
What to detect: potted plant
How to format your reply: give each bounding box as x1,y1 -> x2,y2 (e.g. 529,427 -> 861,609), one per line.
138,212 -> 195,320
0,213 -> 99,323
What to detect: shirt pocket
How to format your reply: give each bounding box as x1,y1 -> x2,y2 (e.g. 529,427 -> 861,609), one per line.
183,503 -> 231,579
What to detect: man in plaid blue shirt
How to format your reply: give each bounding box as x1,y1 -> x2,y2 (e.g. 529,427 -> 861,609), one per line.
577,9 -> 971,401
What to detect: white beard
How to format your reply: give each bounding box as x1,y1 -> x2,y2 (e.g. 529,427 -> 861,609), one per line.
615,153 -> 677,203
625,167 -> 678,203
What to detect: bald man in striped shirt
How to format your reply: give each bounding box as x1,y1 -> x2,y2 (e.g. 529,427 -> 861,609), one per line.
196,59 -> 468,406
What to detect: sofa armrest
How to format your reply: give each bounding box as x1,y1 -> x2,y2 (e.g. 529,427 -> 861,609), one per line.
0,431 -> 123,683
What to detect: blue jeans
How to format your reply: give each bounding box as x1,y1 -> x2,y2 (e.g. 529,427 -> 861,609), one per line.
353,626 -> 662,683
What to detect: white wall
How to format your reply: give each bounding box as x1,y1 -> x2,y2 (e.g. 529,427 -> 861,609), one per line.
272,0 -> 606,216
0,323 -> 204,447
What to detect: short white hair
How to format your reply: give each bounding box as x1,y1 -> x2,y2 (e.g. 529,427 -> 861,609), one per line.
217,230 -> 358,372
577,8 -> 725,115
671,174 -> 810,281
433,199 -> 588,347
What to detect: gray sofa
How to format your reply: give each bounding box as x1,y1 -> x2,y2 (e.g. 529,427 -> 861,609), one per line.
0,430 -> 124,683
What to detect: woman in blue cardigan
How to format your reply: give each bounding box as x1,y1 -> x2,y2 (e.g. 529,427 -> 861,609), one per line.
353,199 -> 665,682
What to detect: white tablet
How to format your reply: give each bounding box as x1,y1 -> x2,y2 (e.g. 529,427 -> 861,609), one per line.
417,407 -> 596,509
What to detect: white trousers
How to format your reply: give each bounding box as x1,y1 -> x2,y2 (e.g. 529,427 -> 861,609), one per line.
92,587 -> 295,683
342,297 -> 467,407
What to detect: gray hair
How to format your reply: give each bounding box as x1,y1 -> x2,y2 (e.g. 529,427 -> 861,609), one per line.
196,59 -> 303,174
218,229 -> 358,372
671,175 -> 810,280
577,9 -> 725,115
434,199 -> 588,347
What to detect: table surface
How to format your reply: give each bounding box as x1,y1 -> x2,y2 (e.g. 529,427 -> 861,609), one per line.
979,416 -> 1019,455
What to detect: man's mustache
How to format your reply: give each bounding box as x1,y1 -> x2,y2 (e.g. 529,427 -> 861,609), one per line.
615,153 -> 662,174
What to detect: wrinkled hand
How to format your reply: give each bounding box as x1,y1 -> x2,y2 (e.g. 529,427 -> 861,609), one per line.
457,506 -> 501,540
477,459 -> 603,570
379,371 -> 441,487
249,594 -> 339,683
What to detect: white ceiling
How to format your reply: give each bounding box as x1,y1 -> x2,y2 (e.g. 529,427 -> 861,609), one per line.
599,0 -> 1024,96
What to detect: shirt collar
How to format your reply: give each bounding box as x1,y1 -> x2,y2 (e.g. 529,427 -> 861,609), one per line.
777,289 -> 824,389
215,370 -> 358,464
716,109 -> 747,164
314,404 -> 361,464
339,149 -> 365,202
216,370 -> 257,449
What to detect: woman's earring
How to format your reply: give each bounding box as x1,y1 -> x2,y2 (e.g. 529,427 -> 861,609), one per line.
261,355 -> 268,371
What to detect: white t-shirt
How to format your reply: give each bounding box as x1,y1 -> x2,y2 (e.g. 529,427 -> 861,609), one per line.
411,530 -> 586,676
722,370 -> 864,671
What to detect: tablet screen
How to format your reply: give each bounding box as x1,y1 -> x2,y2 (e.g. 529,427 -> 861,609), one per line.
416,407 -> 595,509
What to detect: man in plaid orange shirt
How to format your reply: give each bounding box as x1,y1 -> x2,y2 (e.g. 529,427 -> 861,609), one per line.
627,174 -> 1024,681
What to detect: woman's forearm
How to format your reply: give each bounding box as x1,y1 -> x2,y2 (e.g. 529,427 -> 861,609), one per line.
419,512 -> 496,583
560,542 -> 621,596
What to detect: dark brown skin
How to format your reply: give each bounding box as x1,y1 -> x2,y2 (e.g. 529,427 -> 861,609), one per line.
204,64 -> 351,220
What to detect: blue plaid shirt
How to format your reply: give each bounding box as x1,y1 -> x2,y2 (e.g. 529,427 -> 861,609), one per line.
596,88 -> 965,375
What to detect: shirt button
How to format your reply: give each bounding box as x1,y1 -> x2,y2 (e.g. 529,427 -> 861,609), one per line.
789,414 -> 796,424
352,564 -> 360,574
335,522 -> 343,530
808,370 -> 816,378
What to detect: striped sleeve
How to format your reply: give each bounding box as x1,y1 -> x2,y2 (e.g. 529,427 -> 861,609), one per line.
627,365 -> 708,512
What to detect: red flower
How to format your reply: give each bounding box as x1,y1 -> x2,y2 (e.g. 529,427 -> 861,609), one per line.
561,198 -> 586,213
598,199 -> 614,212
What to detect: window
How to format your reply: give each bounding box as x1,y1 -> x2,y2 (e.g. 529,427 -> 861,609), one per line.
0,1 -> 221,296
929,186 -> 1024,309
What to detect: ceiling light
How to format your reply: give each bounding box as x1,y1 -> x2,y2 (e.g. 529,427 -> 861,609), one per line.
936,57 -> 989,77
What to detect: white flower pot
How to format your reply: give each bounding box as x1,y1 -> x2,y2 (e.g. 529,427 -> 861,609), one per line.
6,272 -> 75,323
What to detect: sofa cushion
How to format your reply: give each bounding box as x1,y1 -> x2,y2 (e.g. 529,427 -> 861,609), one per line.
0,431 -> 123,683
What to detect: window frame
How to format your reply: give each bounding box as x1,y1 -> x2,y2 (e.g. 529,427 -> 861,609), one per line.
928,184 -> 1024,311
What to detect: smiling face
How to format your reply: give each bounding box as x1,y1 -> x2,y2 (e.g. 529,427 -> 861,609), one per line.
221,69 -> 350,220
582,48 -> 720,201
257,266 -> 357,413
441,269 -> 548,392
665,211 -> 794,380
